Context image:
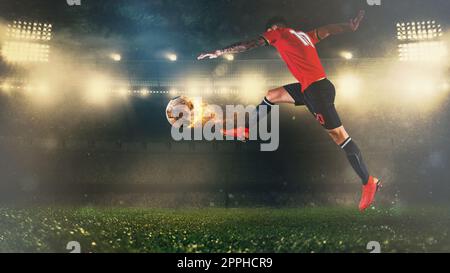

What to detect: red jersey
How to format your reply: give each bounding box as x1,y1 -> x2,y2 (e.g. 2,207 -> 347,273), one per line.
262,27 -> 326,92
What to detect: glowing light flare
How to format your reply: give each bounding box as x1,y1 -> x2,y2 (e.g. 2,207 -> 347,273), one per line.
386,63 -> 448,112
224,54 -> 234,61
0,81 -> 40,96
400,78 -> 444,112
183,78 -> 214,96
116,87 -> 130,97
140,88 -> 150,97
398,41 -> 447,63
441,82 -> 449,92
169,88 -> 179,96
167,53 -> 177,62
404,79 -> 437,97
213,63 -> 230,77
240,74 -> 266,103
336,74 -> 361,100
110,53 -> 121,62
85,76 -> 112,105
27,82 -> 55,106
186,81 -> 201,96
340,51 -> 353,60
0,82 -> 13,95
1,41 -> 50,63
23,84 -> 34,92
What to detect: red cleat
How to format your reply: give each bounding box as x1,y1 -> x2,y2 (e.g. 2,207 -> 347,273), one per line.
221,127 -> 249,140
359,176 -> 382,212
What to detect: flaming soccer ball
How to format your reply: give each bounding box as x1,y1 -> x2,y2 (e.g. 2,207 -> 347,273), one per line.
165,96 -> 194,128
165,96 -> 217,128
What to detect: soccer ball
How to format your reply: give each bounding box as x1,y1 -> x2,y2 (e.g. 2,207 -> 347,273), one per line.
166,96 -> 219,128
165,96 -> 194,128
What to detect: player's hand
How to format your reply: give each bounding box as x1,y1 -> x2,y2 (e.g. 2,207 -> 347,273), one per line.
197,50 -> 222,60
349,10 -> 365,31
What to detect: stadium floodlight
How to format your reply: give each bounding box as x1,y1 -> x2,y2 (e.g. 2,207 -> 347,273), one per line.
340,51 -> 353,60
2,20 -> 52,63
1,41 -> 50,63
110,53 -> 121,62
167,53 -> 177,62
396,20 -> 446,62
396,20 -> 443,41
6,21 -> 52,41
398,41 -> 447,62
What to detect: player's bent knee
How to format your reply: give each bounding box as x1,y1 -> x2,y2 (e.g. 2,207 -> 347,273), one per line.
327,126 -> 349,145
266,88 -> 282,101
266,87 -> 294,104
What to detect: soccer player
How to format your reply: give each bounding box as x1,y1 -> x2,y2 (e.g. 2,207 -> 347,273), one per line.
197,10 -> 381,211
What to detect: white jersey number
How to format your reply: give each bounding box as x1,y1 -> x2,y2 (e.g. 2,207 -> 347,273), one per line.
290,30 -> 315,48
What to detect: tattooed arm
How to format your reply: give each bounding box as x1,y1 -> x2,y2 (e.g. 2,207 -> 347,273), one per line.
197,37 -> 267,60
313,10 -> 365,41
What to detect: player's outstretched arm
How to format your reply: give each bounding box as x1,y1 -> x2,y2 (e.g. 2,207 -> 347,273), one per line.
313,10 -> 365,41
197,37 -> 266,60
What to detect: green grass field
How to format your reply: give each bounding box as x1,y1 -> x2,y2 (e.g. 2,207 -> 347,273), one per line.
1,207 -> 449,253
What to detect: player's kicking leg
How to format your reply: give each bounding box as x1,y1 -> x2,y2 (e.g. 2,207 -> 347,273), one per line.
302,78 -> 381,211
221,85 -> 295,139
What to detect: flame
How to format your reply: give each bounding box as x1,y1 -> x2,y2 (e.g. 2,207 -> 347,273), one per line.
188,97 -> 216,128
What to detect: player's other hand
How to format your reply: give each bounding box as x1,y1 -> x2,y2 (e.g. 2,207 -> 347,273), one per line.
349,10 -> 365,31
197,50 -> 222,60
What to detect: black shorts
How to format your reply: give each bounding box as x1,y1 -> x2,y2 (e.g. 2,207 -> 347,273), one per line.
284,79 -> 342,130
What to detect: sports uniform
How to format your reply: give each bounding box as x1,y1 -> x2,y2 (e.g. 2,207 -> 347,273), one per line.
262,27 -> 342,130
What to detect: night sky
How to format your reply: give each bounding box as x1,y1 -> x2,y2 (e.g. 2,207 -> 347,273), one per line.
0,0 -> 449,60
